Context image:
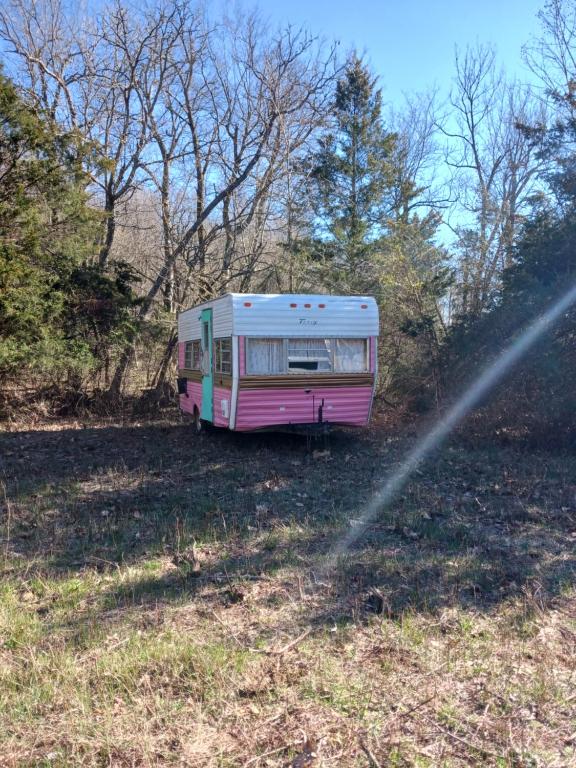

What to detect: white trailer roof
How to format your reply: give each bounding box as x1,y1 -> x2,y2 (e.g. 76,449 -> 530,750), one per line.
178,293 -> 379,339
178,294 -> 234,340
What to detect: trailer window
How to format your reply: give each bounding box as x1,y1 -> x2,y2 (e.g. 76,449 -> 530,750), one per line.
244,337 -> 370,375
246,339 -> 283,374
184,340 -> 201,370
334,338 -> 368,372
288,339 -> 332,372
214,338 -> 232,374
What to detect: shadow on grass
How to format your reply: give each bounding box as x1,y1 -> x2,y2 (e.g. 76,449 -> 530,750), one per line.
1,418 -> 575,632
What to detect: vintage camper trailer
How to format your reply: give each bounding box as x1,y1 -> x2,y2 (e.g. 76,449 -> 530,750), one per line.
177,294 -> 379,432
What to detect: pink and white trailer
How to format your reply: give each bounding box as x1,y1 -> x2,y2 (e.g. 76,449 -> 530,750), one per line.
177,293 -> 379,433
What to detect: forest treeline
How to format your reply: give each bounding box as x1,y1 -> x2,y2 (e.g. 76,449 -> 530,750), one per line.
0,0 -> 575,439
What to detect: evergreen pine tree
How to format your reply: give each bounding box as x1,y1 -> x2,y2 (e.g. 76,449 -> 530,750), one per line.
305,55 -> 397,291
286,55 -> 452,405
0,71 -> 138,387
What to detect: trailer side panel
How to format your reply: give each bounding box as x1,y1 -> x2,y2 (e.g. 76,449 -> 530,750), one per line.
234,384 -> 373,431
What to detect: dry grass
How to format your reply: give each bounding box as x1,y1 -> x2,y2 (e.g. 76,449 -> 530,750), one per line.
0,414 -> 575,766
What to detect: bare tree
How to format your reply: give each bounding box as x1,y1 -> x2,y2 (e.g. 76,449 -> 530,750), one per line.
1,0 -> 338,394
523,0 -> 576,197
0,0 -> 85,128
0,0 -> 152,269
117,2 -> 197,312
441,44 -> 546,317
107,10 -> 337,393
387,89 -> 451,221
88,2 -> 153,268
523,0 -> 576,97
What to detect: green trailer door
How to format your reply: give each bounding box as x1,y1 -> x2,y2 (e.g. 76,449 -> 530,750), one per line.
200,308 -> 213,422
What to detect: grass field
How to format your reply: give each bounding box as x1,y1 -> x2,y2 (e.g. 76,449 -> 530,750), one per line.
1,413 -> 575,767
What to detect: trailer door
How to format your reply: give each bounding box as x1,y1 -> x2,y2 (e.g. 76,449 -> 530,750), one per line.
200,308 -> 213,422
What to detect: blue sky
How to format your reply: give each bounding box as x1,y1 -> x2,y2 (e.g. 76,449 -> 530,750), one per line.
255,0 -> 546,106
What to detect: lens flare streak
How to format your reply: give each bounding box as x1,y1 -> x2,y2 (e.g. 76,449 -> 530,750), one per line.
326,283 -> 576,570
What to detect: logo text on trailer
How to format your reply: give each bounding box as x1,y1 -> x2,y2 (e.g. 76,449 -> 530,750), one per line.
298,318 -> 318,326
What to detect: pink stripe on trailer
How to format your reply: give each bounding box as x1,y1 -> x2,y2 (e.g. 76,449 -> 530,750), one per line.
239,336 -> 246,376
235,386 -> 373,431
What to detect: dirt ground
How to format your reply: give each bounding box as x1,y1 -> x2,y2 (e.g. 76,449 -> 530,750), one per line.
0,411 -> 575,767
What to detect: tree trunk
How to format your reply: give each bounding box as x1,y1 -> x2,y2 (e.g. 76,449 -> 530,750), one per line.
109,342 -> 135,398
153,330 -> 178,390
160,160 -> 175,312
98,191 -> 116,269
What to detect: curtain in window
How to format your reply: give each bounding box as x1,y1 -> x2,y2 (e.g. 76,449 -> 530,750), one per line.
334,339 -> 367,372
247,339 -> 284,374
287,338 -> 331,358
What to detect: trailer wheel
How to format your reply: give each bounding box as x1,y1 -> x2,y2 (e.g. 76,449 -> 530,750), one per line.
193,407 -> 202,435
